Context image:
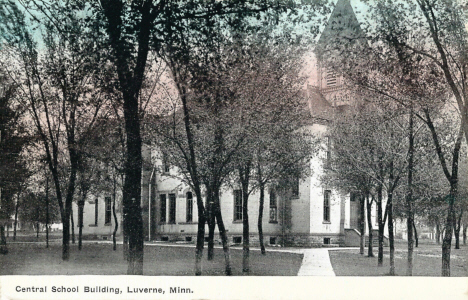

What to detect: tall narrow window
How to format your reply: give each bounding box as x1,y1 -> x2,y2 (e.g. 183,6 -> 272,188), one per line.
160,194 -> 167,223
186,192 -> 193,223
269,190 -> 277,222
233,190 -> 242,221
162,153 -> 170,173
292,175 -> 300,198
324,190 -> 331,222
105,196 -> 112,225
94,198 -> 98,226
169,193 -> 176,224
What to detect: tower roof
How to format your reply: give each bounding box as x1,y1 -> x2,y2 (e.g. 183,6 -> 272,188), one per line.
317,0 -> 364,52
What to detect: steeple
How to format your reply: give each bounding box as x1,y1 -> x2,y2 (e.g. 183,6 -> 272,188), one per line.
317,0 -> 364,50
314,0 -> 365,108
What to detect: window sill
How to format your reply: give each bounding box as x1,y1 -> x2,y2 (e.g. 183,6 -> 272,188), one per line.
269,220 -> 278,224
88,224 -> 98,227
322,221 -> 331,224
104,223 -> 112,226
178,222 -> 198,225
232,220 -> 243,224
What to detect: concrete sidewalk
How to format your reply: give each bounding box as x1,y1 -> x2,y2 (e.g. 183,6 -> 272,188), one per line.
297,249 -> 336,276
296,247 -> 358,276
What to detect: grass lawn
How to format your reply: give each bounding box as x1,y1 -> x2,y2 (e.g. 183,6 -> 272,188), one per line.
0,242 -> 303,276
329,241 -> 468,276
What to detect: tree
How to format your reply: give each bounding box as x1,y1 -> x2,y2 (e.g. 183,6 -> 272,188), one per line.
95,0 -> 323,275
0,69 -> 29,254
361,0 -> 467,277
323,99 -> 408,274
317,0 -> 467,276
18,190 -> 60,237
231,40 -> 315,272
148,2 -> 325,275
0,1 -> 110,260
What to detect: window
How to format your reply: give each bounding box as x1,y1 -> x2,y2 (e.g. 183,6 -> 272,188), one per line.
269,190 -> 277,222
94,198 -> 98,226
162,153 -> 170,173
326,69 -> 337,86
292,175 -> 299,198
169,193 -> 176,224
186,192 -> 193,223
324,190 -> 331,222
105,197 -> 112,225
160,194 -> 167,223
233,190 -> 242,221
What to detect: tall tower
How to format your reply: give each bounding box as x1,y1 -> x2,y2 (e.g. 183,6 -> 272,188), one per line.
315,0 -> 365,108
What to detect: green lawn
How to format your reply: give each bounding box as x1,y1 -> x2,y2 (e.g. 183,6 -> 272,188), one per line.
329,241 -> 468,276
0,242 -> 303,276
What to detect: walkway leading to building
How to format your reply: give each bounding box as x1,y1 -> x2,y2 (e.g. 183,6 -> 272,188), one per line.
296,248 -> 336,276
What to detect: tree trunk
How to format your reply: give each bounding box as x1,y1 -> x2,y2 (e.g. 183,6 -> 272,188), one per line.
366,195 -> 374,257
62,151 -> 79,260
453,210 -> 462,250
387,191 -> 395,275
377,184 -> 384,267
173,79 -> 206,275
122,107 -> 144,275
46,177 -> 49,248
436,222 -> 441,245
36,222 -> 39,238
406,108 -> 414,276
413,219 -> 418,248
70,208 -> 75,244
239,163 -> 251,274
112,198 -> 118,252
194,187 -> 206,275
14,200 -> 19,241
214,199 -> 232,276
258,182 -> 266,255
463,223 -> 467,246
122,220 -> 128,259
78,200 -> 84,250
61,212 -> 70,260
0,225 -> 7,254
112,171 -> 118,251
359,194 -> 365,255
442,194 -> 455,276
100,0 -> 151,275
207,191 -> 215,261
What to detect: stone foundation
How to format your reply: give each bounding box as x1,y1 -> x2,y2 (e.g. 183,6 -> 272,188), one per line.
153,233 -> 345,247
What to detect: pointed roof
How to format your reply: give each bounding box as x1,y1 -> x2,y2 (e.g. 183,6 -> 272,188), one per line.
303,85 -> 334,122
316,0 -> 365,54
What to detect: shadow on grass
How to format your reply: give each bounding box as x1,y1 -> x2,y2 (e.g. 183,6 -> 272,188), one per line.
0,242 -> 303,276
